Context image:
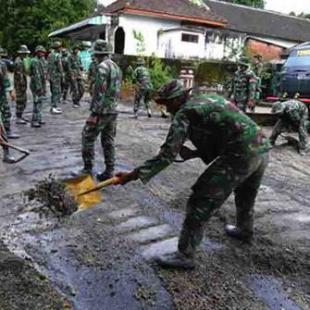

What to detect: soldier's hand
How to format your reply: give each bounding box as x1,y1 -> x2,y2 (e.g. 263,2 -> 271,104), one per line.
247,100 -> 255,108
115,170 -> 138,185
179,146 -> 198,161
9,90 -> 16,101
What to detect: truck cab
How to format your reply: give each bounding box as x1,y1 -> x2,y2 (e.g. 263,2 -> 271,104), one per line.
280,42 -> 310,98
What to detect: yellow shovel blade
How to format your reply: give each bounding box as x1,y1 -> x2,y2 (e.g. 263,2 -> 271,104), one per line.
64,175 -> 101,211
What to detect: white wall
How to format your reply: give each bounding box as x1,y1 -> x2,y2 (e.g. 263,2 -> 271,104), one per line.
118,15 -> 179,56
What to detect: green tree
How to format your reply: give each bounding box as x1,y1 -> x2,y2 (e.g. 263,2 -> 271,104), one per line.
222,0 -> 265,9
0,0 -> 95,54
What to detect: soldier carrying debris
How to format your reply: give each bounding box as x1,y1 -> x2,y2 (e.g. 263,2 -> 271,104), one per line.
270,94 -> 310,155
115,79 -> 271,270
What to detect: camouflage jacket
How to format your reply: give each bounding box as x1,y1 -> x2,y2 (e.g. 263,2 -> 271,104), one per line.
232,69 -> 257,103
133,65 -> 152,90
68,54 -> 83,79
274,100 -> 309,125
47,51 -> 63,81
0,59 -> 12,96
62,55 -> 70,77
30,56 -> 46,96
91,57 -> 122,115
14,57 -> 27,93
136,93 -> 271,183
88,60 -> 97,83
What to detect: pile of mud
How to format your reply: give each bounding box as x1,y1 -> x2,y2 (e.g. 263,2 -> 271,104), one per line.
25,174 -> 78,217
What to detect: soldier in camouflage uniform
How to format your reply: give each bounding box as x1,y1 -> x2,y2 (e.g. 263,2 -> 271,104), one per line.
88,54 -> 97,97
80,40 -> 122,181
231,57 -> 257,113
116,80 -> 270,269
30,46 -> 47,128
251,54 -> 264,112
61,48 -> 70,103
0,47 -> 19,139
48,41 -> 63,114
133,58 -> 152,118
270,97 -> 310,155
0,47 -> 16,162
14,45 -> 30,124
68,44 -> 84,107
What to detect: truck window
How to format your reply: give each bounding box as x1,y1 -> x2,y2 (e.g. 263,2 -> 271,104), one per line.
285,55 -> 310,67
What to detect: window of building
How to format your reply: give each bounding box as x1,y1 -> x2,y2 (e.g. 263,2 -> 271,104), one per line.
181,33 -> 199,43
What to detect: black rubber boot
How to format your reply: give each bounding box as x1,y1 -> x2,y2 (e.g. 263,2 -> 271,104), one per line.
6,130 -> 20,139
96,170 -> 113,182
225,224 -> 253,242
155,252 -> 195,270
71,165 -> 93,177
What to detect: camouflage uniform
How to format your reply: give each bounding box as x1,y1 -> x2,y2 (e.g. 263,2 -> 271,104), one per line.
30,46 -> 46,126
82,40 -> 122,176
48,42 -> 63,110
61,50 -> 70,101
0,55 -> 12,132
270,99 -> 310,152
135,81 -> 270,258
14,45 -> 30,120
232,60 -> 257,113
68,51 -> 84,106
133,59 -> 153,117
252,57 -> 264,111
88,56 -> 97,96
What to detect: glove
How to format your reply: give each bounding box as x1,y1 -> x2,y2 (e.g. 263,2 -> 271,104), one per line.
115,170 -> 138,185
179,146 -> 199,161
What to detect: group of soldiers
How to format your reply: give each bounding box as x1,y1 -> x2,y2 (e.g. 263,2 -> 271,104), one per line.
1,37 -> 309,270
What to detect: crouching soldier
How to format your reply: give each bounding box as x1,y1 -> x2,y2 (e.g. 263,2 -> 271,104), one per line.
270,96 -> 310,155
115,80 -> 271,269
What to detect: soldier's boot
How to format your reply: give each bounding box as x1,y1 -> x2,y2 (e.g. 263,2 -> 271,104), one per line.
154,252 -> 195,270
16,118 -> 27,125
6,130 -> 20,139
3,148 -> 15,163
97,167 -> 114,182
39,120 -> 46,125
73,101 -> 80,108
161,110 -> 169,118
133,111 -> 138,119
71,164 -> 93,177
147,108 -> 152,118
50,107 -> 62,114
31,121 -> 41,128
225,225 -> 253,242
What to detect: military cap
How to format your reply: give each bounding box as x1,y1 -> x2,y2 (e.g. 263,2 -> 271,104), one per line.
136,58 -> 145,65
280,92 -> 288,101
17,44 -> 31,54
237,56 -> 250,67
91,39 -> 113,55
35,45 -> 46,53
61,48 -> 69,56
72,43 -> 80,50
155,79 -> 186,101
52,41 -> 62,49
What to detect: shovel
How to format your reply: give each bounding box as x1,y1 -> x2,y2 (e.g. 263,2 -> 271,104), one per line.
1,139 -> 30,163
64,175 -> 120,211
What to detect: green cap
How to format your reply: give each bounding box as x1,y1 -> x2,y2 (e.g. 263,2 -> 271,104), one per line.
155,79 -> 186,101
136,58 -> 145,65
91,39 -> 113,55
52,41 -> 62,49
35,45 -> 46,53
17,44 -> 31,54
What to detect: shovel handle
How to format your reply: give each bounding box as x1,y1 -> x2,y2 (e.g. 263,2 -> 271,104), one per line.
78,176 -> 121,196
1,140 -> 30,154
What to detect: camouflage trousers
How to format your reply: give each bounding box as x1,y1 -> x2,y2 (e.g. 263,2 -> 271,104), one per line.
31,93 -> 43,123
82,113 -> 117,171
50,78 -> 62,108
71,77 -> 84,105
235,100 -> 247,113
15,89 -> 27,118
270,119 -> 310,150
178,152 -> 269,257
62,76 -> 70,101
134,88 -> 151,113
0,94 -> 11,132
